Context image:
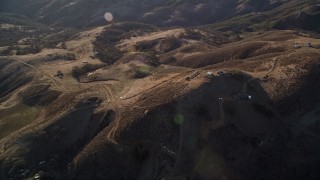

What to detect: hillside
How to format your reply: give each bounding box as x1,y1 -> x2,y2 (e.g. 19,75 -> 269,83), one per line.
0,0 -> 319,32
0,1 -> 320,180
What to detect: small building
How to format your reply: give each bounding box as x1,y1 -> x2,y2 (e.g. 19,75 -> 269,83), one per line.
206,71 -> 214,78
82,60 -> 88,64
307,42 -> 312,48
238,93 -> 252,100
39,161 -> 46,165
34,171 -> 52,180
294,44 -> 301,48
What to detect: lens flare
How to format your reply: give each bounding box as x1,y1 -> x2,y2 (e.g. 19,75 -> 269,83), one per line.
104,12 -> 113,22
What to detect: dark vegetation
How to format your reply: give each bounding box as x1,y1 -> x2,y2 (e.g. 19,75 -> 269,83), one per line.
0,46 -> 13,56
0,25 -> 75,48
203,0 -> 320,33
134,66 -> 151,79
185,29 -> 229,46
40,28 -> 78,49
135,40 -> 158,52
93,22 -> 156,64
18,85 -> 50,99
16,45 -> 41,55
273,10 -> 320,33
44,53 -> 76,61
0,14 -> 77,55
117,52 -> 160,67
92,44 -> 122,65
0,27 -> 29,46
0,0 -> 319,35
136,36 -> 182,53
0,61 -> 33,99
144,51 -> 160,66
0,75 -> 32,99
17,84 -> 61,106
23,90 -> 61,106
71,64 -> 106,81
0,45 -> 42,56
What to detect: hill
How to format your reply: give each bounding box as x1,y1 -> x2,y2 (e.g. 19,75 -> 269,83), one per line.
0,0 -> 318,33
0,23 -> 320,179
0,1 -> 320,180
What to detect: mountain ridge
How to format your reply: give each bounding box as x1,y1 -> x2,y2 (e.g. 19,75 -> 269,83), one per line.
1,0 -> 318,31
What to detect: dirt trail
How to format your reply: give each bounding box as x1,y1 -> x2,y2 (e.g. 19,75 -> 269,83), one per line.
120,70 -> 192,101
106,113 -> 119,144
242,56 -> 280,94
268,57 -> 279,74
106,71 -> 191,144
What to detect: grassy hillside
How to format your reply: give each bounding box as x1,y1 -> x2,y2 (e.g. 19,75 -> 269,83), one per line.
204,0 -> 320,33
0,0 -> 318,33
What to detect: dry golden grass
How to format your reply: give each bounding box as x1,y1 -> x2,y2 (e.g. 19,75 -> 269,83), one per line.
175,41 -> 268,68
279,51 -> 320,67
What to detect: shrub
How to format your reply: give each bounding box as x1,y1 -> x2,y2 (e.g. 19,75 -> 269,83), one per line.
229,70 -> 245,80
0,47 -> 13,56
93,43 -> 122,65
16,45 -> 41,55
145,51 -> 160,66
45,53 -> 75,61
158,36 -> 181,53
18,85 -> 50,99
134,66 -> 151,79
72,64 -> 105,81
135,40 -> 158,52
93,22 -> 156,64
63,53 -> 76,60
